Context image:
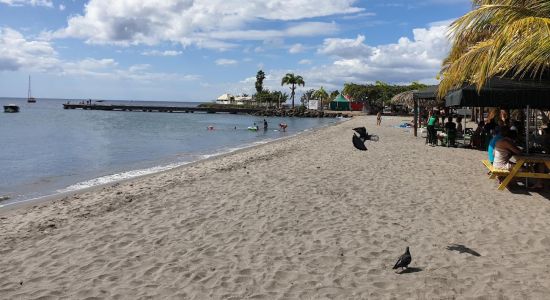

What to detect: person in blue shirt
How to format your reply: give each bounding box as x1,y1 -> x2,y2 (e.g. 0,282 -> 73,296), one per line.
487,126 -> 502,164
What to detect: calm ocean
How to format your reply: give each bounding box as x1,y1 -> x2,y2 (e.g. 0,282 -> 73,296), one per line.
0,98 -> 340,207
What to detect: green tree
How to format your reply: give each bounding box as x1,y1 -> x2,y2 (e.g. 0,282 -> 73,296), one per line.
439,0 -> 550,97
312,86 -> 329,109
300,89 -> 315,106
255,70 -> 265,94
281,73 -> 305,108
409,81 -> 427,91
329,90 -> 339,101
272,91 -> 289,108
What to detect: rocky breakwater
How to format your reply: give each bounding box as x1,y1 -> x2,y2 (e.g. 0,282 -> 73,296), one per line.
251,107 -> 352,118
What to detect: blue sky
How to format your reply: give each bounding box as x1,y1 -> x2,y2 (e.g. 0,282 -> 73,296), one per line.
0,0 -> 471,101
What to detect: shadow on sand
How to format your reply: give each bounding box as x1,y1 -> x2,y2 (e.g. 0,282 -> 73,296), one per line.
446,244 -> 481,257
399,267 -> 423,274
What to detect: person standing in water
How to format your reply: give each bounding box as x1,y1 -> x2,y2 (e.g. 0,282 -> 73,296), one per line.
263,119 -> 268,130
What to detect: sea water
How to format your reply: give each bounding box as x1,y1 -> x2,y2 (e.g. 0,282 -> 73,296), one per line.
0,98 -> 340,206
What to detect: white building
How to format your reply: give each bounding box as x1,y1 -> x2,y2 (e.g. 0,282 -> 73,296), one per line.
234,95 -> 255,105
216,93 -> 233,105
217,94 -> 256,105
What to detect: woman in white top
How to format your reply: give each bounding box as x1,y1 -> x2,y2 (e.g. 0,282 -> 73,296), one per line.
493,127 -> 521,170
494,127 -> 544,188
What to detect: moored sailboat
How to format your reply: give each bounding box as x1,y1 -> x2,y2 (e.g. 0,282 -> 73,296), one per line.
27,75 -> 36,103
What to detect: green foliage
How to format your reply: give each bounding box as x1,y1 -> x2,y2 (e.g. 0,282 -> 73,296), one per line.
439,0 -> 550,97
255,70 -> 265,94
300,89 -> 316,106
281,73 -> 305,108
312,86 -> 329,108
255,89 -> 288,108
341,82 -> 425,110
329,90 -> 339,101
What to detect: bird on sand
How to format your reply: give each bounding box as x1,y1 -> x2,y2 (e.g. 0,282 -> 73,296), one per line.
393,246 -> 412,272
352,134 -> 368,151
353,127 -> 370,141
352,127 -> 379,151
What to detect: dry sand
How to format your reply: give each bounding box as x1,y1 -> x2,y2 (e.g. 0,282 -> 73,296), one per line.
1,116 -> 550,299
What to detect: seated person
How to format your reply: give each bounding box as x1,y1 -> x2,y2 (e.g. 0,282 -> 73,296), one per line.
487,127 -> 502,164
493,127 -> 521,170
470,121 -> 484,148
444,116 -> 456,131
456,117 -> 463,133
494,127 -> 544,188
444,116 -> 457,145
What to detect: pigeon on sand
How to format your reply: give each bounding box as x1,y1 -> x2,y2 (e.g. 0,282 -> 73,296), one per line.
393,246 -> 412,272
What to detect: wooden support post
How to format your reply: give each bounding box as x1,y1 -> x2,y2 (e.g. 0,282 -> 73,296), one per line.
413,98 -> 418,137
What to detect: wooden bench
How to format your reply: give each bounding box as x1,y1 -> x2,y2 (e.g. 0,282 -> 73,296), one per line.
483,156 -> 550,190
482,160 -> 510,179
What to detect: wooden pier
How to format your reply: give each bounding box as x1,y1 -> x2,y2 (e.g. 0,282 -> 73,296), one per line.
62,104 -> 261,114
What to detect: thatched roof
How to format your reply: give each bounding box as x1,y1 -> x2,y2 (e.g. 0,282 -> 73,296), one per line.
391,90 -> 416,107
391,89 -> 441,108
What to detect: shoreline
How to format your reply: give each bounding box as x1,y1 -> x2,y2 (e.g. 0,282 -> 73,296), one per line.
0,118 -> 348,213
2,115 -> 550,299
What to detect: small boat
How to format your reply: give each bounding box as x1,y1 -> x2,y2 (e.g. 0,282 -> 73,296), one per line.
4,104 -> 20,113
247,126 -> 259,131
27,75 -> 36,103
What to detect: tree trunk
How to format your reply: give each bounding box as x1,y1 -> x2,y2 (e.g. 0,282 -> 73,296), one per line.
291,84 -> 296,108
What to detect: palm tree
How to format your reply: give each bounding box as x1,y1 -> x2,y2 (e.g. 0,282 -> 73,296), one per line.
312,86 -> 329,110
301,89 -> 315,106
439,0 -> 550,97
281,73 -> 305,108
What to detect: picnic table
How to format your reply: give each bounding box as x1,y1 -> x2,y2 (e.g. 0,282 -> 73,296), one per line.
496,154 -> 550,190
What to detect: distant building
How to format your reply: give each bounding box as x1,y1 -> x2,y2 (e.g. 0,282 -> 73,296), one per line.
234,95 -> 255,106
216,93 -> 234,105
216,94 -> 256,105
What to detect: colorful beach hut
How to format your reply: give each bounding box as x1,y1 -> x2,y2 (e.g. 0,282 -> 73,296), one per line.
330,94 -> 350,111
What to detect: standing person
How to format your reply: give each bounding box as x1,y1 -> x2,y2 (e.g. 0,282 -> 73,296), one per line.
263,119 -> 268,130
376,111 -> 382,126
427,111 -> 438,146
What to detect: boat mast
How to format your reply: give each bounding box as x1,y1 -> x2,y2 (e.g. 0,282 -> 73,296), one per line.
28,75 -> 31,99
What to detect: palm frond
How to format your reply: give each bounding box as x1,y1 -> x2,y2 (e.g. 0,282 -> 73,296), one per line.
439,0 -> 550,97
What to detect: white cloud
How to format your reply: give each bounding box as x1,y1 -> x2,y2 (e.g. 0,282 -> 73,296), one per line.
215,58 -> 238,66
311,22 -> 451,85
59,4 -> 65,10
53,0 -> 360,47
340,11 -> 376,19
141,50 -> 183,56
289,43 -> 305,54
0,27 -> 60,72
0,27 -> 200,82
226,22 -> 451,95
0,0 -> 53,7
318,35 -> 373,59
196,22 -> 338,42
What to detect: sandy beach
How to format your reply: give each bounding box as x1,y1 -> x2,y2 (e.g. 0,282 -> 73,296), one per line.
1,115 -> 550,299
